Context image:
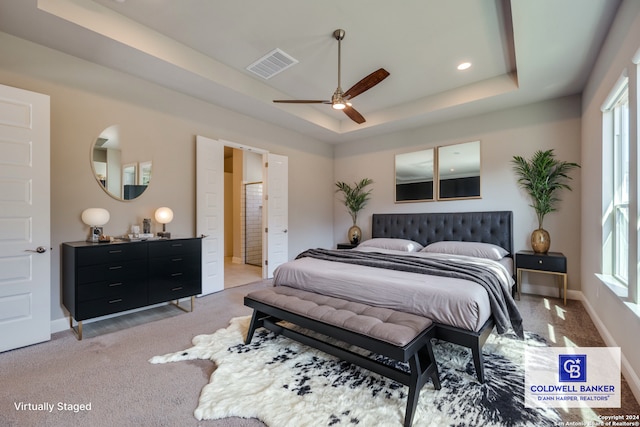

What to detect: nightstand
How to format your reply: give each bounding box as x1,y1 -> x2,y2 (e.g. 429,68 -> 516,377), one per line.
337,243 -> 358,249
515,250 -> 567,304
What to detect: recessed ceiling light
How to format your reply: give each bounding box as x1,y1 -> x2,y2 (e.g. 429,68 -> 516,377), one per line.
457,62 -> 472,71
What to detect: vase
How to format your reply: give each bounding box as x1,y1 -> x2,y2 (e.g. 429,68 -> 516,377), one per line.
348,225 -> 362,245
531,228 -> 550,253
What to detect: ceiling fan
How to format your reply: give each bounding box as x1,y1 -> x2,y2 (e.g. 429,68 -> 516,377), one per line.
273,29 -> 390,124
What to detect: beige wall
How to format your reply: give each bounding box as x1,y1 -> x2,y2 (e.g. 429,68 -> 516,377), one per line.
334,96 -> 583,297
581,0 -> 640,401
0,32 -> 335,326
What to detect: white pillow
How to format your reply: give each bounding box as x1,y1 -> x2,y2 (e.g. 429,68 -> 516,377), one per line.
357,238 -> 424,252
421,241 -> 508,260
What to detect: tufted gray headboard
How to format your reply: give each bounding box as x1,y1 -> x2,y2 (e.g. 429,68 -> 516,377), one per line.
371,211 -> 513,255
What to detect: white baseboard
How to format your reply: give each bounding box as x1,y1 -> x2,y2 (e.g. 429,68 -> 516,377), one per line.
51,317 -> 70,334
578,292 -> 640,405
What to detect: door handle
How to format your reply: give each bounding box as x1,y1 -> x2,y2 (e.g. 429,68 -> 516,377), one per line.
25,246 -> 47,254
200,234 -> 209,238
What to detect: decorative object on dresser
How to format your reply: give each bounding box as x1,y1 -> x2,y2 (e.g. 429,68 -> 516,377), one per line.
143,218 -> 151,234
80,208 -> 110,243
516,250 -> 567,304
335,178 -> 373,244
62,237 -> 201,339
154,206 -> 174,238
511,149 -> 580,253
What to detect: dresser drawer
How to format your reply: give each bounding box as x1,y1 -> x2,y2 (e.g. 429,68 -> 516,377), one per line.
77,259 -> 147,284
148,239 -> 200,257
77,278 -> 147,302
516,252 -> 566,273
149,255 -> 200,279
76,243 -> 147,266
75,293 -> 148,321
148,280 -> 201,304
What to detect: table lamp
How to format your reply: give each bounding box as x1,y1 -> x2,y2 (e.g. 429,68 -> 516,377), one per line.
155,207 -> 174,238
81,208 -> 110,242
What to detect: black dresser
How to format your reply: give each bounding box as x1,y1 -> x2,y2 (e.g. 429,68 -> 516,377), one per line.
62,238 -> 201,339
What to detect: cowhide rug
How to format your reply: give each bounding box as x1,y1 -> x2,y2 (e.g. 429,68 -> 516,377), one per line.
150,316 -> 561,427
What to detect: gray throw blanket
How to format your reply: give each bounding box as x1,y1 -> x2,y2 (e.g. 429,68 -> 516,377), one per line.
296,248 -> 524,339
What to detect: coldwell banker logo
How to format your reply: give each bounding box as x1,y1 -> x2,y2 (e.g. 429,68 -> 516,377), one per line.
524,347 -> 621,408
559,354 -> 586,382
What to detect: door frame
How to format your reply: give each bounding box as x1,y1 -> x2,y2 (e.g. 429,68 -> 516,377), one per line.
219,139 -> 269,279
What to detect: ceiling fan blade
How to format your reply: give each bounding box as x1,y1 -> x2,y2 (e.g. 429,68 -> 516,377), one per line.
273,100 -> 329,104
343,105 -> 366,124
343,68 -> 390,100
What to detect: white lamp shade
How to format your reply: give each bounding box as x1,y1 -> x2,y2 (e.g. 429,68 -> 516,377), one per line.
81,208 -> 110,226
154,207 -> 174,224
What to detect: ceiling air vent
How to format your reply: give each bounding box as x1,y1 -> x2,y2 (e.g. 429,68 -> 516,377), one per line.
246,48 -> 298,79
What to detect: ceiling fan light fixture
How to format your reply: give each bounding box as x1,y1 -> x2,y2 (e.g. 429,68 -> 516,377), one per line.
331,90 -> 346,109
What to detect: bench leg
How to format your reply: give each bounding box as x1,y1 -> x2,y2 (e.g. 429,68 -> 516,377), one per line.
245,310 -> 266,344
423,342 -> 441,390
404,342 -> 441,427
405,355 -> 421,427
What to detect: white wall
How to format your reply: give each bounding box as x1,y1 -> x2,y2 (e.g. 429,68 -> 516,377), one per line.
334,96 -> 582,297
581,0 -> 640,401
0,32 -> 335,325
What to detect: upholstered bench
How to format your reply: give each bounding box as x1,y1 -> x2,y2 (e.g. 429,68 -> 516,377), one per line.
244,286 -> 441,427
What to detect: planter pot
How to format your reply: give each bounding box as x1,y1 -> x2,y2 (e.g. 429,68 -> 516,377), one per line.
531,228 -> 550,253
348,225 -> 362,245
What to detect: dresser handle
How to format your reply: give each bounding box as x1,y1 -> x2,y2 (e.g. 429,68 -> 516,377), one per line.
108,250 -> 123,254
171,243 -> 183,247
171,258 -> 183,262
171,272 -> 183,277
109,282 -> 123,287
171,286 -> 184,291
109,265 -> 123,270
538,260 -> 543,264
108,299 -> 123,304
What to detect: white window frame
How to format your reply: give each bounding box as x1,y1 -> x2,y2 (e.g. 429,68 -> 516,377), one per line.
601,75 -> 630,295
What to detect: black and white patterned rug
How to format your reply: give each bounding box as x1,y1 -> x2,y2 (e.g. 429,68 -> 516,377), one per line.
150,316 -> 561,427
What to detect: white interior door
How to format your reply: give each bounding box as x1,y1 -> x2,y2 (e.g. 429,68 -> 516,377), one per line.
196,135 -> 224,295
0,84 -> 50,352
265,153 -> 288,277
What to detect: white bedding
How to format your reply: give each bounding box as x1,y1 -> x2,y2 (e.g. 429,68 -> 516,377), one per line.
272,247 -> 514,332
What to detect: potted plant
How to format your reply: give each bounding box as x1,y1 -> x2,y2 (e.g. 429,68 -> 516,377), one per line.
511,149 -> 580,253
335,178 -> 374,244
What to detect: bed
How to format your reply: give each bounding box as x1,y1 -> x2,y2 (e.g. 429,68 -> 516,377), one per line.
271,210 -> 522,383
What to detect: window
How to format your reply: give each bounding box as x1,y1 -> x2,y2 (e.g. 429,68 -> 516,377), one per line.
603,79 -> 629,286
613,86 -> 630,284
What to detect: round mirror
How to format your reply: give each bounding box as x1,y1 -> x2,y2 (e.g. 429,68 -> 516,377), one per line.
91,125 -> 152,201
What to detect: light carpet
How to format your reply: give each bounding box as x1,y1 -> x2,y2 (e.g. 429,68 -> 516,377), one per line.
150,316 -> 561,427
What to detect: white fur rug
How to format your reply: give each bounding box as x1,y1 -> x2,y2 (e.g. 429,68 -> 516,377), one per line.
150,316 -> 560,427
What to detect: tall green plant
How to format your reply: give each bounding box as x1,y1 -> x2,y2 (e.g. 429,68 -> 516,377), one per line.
335,178 -> 374,225
511,149 -> 580,229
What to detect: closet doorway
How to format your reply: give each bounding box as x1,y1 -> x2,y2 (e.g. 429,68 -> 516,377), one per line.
197,135 -> 288,294
223,146 -> 263,288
